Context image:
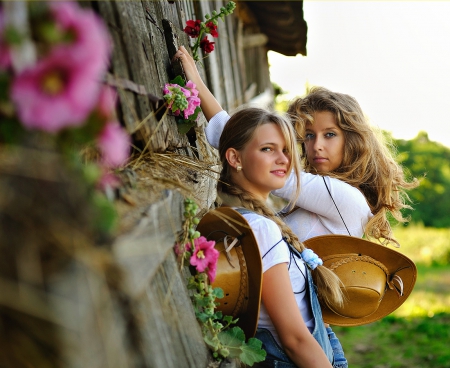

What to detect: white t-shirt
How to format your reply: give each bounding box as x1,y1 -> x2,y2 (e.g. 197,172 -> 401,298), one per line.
240,210 -> 314,345
206,111 -> 373,240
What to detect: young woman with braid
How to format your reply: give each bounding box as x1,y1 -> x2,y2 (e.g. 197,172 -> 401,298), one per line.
216,107 -> 346,368
175,46 -> 417,246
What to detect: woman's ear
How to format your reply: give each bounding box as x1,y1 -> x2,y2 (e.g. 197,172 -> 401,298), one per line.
225,148 -> 241,169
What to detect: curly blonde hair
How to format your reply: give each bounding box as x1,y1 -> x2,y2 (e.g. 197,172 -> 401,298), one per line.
287,86 -> 419,245
218,107 -> 344,307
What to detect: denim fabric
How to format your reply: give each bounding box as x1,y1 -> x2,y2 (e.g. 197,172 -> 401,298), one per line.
255,326 -> 349,368
306,268 -> 334,364
327,327 -> 348,368
254,328 -> 296,368
254,269 -> 338,367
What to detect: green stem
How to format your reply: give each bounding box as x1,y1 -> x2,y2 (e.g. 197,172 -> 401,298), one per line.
192,29 -> 204,61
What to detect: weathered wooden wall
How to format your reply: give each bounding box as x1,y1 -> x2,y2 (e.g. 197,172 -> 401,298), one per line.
93,1 -> 275,366
0,1 -> 276,367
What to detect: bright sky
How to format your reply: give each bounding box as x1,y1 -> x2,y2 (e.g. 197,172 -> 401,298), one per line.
268,1 -> 450,148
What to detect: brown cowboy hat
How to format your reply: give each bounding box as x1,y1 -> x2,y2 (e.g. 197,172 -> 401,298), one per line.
304,235 -> 417,327
196,207 -> 262,338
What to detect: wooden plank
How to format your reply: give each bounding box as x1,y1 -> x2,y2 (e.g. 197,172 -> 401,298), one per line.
97,1 -> 141,137
226,14 -> 244,108
196,0 -> 225,110
243,33 -> 268,48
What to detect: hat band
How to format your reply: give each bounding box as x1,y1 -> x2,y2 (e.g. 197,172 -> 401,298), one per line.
232,244 -> 249,316
326,254 -> 389,275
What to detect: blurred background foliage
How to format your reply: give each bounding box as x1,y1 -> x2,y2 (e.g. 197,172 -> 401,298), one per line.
393,132 -> 450,228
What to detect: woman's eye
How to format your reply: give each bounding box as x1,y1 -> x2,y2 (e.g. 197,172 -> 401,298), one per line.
325,132 -> 336,138
305,133 -> 314,140
261,147 -> 272,152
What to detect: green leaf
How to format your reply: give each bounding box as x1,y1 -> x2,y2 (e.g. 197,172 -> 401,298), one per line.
196,312 -> 210,323
91,192 -> 118,234
213,287 -> 224,299
176,119 -> 196,134
203,333 -> 220,351
4,26 -> 24,45
0,117 -> 25,144
218,327 -> 245,347
221,315 -> 237,325
239,337 -> 267,366
170,75 -> 186,86
218,328 -> 266,366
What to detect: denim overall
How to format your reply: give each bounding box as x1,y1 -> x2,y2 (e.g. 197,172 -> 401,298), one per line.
253,266 -> 348,367
235,208 -> 348,368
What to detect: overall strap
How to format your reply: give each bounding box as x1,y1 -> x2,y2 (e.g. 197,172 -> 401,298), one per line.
323,176 -> 351,236
234,207 -> 255,216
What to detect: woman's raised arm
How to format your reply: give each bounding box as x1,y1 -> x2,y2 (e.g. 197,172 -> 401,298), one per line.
174,46 -> 223,121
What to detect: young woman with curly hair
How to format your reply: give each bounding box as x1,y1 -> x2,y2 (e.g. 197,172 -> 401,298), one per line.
285,87 -> 419,244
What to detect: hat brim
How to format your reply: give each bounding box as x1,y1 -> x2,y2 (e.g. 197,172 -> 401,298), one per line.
304,235 -> 417,326
196,207 -> 262,337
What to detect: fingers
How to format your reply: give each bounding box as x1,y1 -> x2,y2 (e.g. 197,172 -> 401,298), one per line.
173,45 -> 191,63
173,45 -> 201,82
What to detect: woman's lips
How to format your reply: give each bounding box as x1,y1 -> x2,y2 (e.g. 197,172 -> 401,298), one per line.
271,170 -> 287,177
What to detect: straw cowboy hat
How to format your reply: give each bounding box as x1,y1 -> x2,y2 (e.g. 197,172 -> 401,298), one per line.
304,235 -> 417,326
196,207 -> 263,338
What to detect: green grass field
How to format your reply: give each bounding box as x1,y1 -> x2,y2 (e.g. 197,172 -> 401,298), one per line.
332,225 -> 450,368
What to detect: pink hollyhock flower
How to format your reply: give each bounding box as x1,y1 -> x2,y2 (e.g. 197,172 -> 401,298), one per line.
184,95 -> 201,119
163,81 -> 201,120
205,21 -> 218,38
97,121 -> 130,168
50,1 -> 112,76
185,80 -> 199,97
11,51 -> 102,132
164,83 -> 190,98
163,84 -> 188,116
183,19 -> 201,38
190,236 -> 219,282
200,37 -> 215,54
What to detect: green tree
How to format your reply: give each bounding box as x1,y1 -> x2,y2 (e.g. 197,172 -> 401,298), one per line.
394,131 -> 450,227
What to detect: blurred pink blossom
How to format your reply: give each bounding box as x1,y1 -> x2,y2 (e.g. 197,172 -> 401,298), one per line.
190,236 -> 219,282
98,171 -> 121,191
97,85 -> 117,120
97,121 -> 130,168
11,51 -> 102,132
50,1 -> 112,76
174,241 -> 192,256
